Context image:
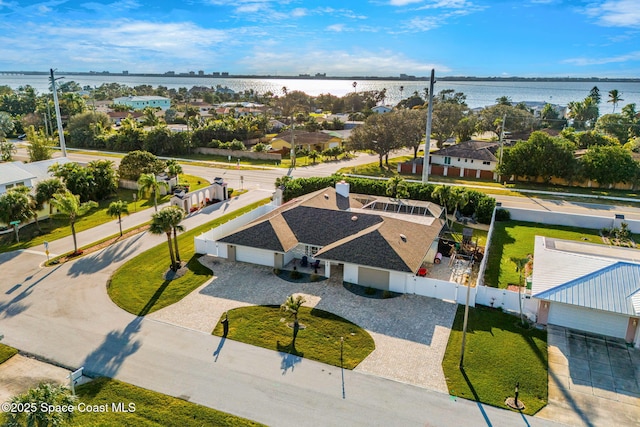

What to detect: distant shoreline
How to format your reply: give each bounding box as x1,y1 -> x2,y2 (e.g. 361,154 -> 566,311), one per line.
1,71 -> 639,83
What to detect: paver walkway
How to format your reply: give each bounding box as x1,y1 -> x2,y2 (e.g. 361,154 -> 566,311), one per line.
148,258 -> 457,393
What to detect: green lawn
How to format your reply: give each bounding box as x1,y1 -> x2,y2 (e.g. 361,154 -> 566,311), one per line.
484,220 -> 605,288
108,198 -> 270,315
0,343 -> 18,364
442,305 -> 548,415
338,155 -> 414,177
212,305 -> 375,370
72,377 -> 264,426
0,175 -> 209,254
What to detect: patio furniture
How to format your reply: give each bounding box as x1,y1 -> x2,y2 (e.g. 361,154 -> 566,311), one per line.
301,256 -> 308,267
311,260 -> 320,269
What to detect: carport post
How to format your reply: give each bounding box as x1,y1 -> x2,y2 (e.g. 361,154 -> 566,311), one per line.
459,278 -> 472,368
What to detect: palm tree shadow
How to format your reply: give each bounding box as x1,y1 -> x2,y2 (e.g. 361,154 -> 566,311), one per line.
277,340 -> 303,375
138,279 -> 172,316
81,317 -> 143,396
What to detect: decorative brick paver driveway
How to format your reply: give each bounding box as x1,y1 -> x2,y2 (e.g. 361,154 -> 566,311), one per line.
148,258 -> 457,393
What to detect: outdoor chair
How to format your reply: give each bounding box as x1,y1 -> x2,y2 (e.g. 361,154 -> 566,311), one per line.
301,256 -> 308,267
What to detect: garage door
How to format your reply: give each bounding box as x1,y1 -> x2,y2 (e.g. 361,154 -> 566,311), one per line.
236,246 -> 274,267
358,266 -> 390,290
548,302 -> 628,339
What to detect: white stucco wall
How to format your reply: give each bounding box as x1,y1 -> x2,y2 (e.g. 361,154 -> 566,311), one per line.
343,263 -> 358,284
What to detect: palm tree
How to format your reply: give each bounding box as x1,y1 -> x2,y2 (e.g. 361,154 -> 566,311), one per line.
51,190 -> 98,254
166,159 -> 183,181
36,177 -> 65,215
4,383 -> 76,427
608,89 -> 624,113
107,200 -> 130,236
0,187 -> 32,242
137,173 -> 169,212
386,176 -> 410,199
281,294 -> 307,347
449,187 -> 470,225
308,150 -> 320,164
167,206 -> 186,264
149,207 -> 178,271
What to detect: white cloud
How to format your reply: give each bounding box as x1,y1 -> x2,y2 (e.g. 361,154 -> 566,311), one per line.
389,0 -> 424,6
239,47 -> 450,76
584,0 -> 640,28
326,24 -> 346,32
563,50 -> 640,66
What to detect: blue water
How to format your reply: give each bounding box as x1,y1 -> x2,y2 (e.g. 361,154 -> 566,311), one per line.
1,73 -> 639,110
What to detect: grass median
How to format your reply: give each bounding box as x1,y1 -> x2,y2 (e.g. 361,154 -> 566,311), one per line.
212,305 -> 375,369
0,343 -> 18,365
442,305 -> 548,415
72,377 -> 264,426
108,198 -> 270,316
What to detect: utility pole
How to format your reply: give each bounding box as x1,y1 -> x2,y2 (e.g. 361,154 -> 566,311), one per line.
422,69 -> 435,183
497,114 -> 507,182
49,68 -> 67,157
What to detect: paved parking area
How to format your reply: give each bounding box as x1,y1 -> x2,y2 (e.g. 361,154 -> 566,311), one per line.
536,325 -> 640,426
148,257 -> 458,393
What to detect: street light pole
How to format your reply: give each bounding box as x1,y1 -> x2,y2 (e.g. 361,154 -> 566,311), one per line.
49,68 -> 67,157
422,69 -> 435,183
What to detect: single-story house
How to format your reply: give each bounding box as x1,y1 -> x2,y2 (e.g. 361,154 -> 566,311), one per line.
200,182 -> 445,290
107,111 -> 144,125
429,140 -> 500,180
0,158 -> 73,195
371,105 -> 392,114
270,131 -> 342,152
113,96 -> 171,111
532,236 -> 640,347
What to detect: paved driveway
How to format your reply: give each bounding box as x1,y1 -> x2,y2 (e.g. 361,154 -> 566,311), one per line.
148,258 -> 458,392
537,325 -> 640,426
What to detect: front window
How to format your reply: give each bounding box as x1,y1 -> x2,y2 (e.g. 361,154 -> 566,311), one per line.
444,156 -> 451,165
305,246 -> 321,257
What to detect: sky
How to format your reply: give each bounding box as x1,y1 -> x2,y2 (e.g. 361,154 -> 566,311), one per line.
0,0 -> 639,77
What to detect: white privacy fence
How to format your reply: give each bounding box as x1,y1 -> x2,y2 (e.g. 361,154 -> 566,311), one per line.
194,203 -> 277,254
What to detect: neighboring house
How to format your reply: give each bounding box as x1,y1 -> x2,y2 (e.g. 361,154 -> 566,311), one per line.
107,111 -> 144,125
0,158 -> 72,195
197,182 -> 445,291
270,131 -> 342,152
0,162 -> 36,194
532,236 -> 640,347
113,96 -> 171,111
371,105 -> 392,114
429,140 -> 500,180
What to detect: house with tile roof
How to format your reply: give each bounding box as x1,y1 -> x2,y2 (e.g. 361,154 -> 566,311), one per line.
197,182 -> 446,291
532,236 -> 640,347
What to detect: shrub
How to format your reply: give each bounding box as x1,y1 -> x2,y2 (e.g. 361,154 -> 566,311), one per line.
475,196 -> 496,224
229,139 -> 246,151
273,268 -> 281,275
254,143 -> 267,152
290,270 -> 302,279
495,208 -> 511,221
207,139 -> 222,148
227,188 -> 234,197
310,274 -> 320,282
364,287 -> 376,295
383,290 -> 394,299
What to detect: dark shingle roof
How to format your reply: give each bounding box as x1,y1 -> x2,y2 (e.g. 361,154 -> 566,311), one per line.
217,187 -> 444,273
432,140 -> 500,162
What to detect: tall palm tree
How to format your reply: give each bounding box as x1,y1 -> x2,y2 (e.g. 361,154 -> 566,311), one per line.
51,190 -> 98,254
149,207 -> 178,271
166,159 -> 183,181
608,89 -> 624,113
137,173 -> 169,212
281,294 -> 306,347
107,200 -> 130,236
167,206 -> 186,263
